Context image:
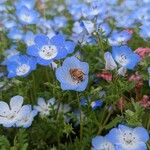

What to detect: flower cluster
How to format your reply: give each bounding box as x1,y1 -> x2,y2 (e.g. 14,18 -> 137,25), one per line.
0,0 -> 150,149
92,124 -> 149,150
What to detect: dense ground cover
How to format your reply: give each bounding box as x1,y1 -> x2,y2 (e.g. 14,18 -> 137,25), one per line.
0,0 -> 150,149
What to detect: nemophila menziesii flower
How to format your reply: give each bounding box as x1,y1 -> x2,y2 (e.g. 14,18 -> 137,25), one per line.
34,97 -> 55,116
81,20 -> 94,34
108,30 -> 132,46
16,6 -> 39,25
107,124 -> 149,150
56,56 -> 89,91
92,135 -> 116,150
91,100 -> 103,110
97,23 -> 111,36
15,0 -> 36,10
23,31 -> 35,46
53,16 -> 67,30
0,95 -> 37,128
104,51 -> 127,76
112,46 -> 141,69
16,105 -> 37,128
7,27 -> 23,41
139,25 -> 150,40
6,54 -> 37,78
27,34 -> 76,66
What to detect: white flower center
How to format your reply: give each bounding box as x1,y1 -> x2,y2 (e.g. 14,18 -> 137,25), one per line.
116,53 -> 128,66
22,13 -> 32,22
16,64 -> 30,76
100,141 -> 115,150
27,39 -> 34,46
120,131 -> 137,148
39,45 -> 58,60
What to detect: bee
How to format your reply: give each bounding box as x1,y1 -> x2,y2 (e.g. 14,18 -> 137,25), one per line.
69,69 -> 85,83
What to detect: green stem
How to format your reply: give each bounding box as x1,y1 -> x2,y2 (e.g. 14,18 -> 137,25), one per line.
77,92 -> 83,143
32,73 -> 36,103
97,110 -> 112,134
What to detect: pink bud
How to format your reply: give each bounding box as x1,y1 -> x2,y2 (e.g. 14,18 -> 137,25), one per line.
135,48 -> 150,58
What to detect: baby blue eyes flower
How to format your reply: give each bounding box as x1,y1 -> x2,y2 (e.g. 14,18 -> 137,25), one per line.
34,97 -> 55,116
92,136 -> 116,150
91,100 -> 103,110
107,124 -> 149,150
16,6 -> 39,25
6,54 -> 37,78
0,95 -> 37,128
108,30 -> 132,46
97,23 -> 111,36
27,34 -> 76,66
23,31 -> 35,46
140,25 -> 150,40
112,45 -> 141,70
7,27 -> 23,41
15,0 -> 35,9
56,56 -> 89,92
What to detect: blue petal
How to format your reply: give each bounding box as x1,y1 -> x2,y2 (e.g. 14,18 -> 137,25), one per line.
37,57 -> 52,66
34,34 -> 49,48
112,45 -> 132,59
133,127 -> 149,142
106,128 -> 120,144
125,53 -> 141,69
92,136 -> 104,149
27,45 -> 39,57
76,76 -> 88,91
54,46 -> 68,59
65,41 -> 76,54
50,34 -> 65,46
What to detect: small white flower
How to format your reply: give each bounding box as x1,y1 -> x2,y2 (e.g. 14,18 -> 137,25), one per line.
0,95 -> 37,128
16,105 -> 37,128
0,95 -> 24,127
34,97 -> 55,116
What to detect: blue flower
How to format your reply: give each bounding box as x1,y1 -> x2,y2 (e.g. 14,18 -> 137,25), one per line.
112,45 -> 141,69
81,20 -> 94,34
6,54 -> 37,78
91,100 -> 103,110
97,23 -> 111,36
27,34 -> 76,66
53,16 -> 67,30
108,30 -> 132,46
56,56 -> 89,91
80,98 -> 88,106
107,124 -> 149,150
140,25 -> 150,40
15,0 -> 35,9
7,27 -> 23,41
92,135 -> 116,150
23,31 -> 35,46
16,6 -> 39,25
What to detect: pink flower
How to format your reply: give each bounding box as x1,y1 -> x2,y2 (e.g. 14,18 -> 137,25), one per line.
135,48 -> 150,59
139,95 -> 150,108
128,72 -> 143,89
96,71 -> 112,81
